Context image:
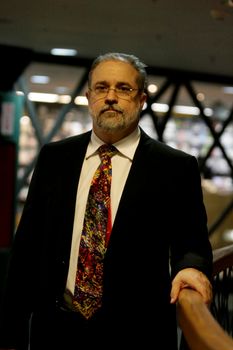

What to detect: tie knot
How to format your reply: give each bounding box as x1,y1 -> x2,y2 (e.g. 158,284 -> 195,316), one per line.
98,144 -> 117,160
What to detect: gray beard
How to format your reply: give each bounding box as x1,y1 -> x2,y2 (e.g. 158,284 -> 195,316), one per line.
96,111 -> 126,131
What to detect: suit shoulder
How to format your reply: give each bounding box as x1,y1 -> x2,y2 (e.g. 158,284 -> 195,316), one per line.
35,131 -> 91,166
43,130 -> 91,150
142,132 -> 193,160
40,132 -> 91,153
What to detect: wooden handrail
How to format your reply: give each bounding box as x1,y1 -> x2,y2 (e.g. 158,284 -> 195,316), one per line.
177,244 -> 233,350
211,244 -> 233,337
177,288 -> 233,350
212,243 -> 233,276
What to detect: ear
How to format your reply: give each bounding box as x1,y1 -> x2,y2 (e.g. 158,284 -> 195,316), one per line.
140,92 -> 147,109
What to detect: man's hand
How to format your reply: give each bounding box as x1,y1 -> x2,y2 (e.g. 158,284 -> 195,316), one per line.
170,267 -> 213,305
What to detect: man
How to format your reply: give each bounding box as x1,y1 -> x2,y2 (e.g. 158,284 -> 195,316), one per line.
0,52 -> 213,349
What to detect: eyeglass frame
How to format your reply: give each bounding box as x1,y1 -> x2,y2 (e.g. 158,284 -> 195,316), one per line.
88,85 -> 141,99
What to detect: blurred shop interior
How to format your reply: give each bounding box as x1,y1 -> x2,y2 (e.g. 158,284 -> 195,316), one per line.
1,56 -> 233,251
0,0 -> 233,253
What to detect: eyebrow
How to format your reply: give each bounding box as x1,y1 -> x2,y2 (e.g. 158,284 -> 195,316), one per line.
94,80 -> 133,87
94,80 -> 108,85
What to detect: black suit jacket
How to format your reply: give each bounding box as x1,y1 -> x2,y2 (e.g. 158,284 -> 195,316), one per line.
0,128 -> 213,349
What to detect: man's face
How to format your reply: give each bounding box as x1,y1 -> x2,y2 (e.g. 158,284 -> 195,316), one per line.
86,60 -> 147,138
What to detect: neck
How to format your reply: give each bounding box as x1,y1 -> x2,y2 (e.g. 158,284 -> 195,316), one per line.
93,125 -> 138,144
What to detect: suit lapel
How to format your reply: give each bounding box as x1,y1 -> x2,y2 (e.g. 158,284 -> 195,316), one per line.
54,132 -> 91,263
109,131 -> 154,239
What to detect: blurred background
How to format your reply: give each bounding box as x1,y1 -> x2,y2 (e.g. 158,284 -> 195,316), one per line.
0,0 -> 233,259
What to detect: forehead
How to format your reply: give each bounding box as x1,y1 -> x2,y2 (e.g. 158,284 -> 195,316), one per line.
91,60 -> 139,85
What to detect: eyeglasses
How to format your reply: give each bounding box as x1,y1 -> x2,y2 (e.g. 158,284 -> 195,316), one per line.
89,85 -> 140,99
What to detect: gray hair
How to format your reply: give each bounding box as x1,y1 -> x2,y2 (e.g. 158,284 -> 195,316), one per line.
88,52 -> 147,91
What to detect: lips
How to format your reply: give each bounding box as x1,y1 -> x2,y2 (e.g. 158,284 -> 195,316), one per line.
101,107 -> 122,114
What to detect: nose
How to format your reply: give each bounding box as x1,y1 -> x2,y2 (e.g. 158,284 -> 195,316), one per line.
105,88 -> 118,103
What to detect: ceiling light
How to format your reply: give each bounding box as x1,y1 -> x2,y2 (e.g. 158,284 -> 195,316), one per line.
196,92 -> 205,101
50,48 -> 78,56
58,95 -> 71,104
173,105 -> 200,115
30,75 -> 50,84
74,96 -> 88,105
223,86 -> 233,94
204,108 -> 213,116
147,84 -> 158,94
28,92 -> 59,103
151,103 -> 169,113
27,92 -> 88,105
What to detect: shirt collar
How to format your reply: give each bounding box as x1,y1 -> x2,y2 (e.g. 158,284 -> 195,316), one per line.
86,127 -> 141,161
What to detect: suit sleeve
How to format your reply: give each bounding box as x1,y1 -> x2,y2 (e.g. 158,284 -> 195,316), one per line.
0,145 -> 50,348
169,155 -> 213,280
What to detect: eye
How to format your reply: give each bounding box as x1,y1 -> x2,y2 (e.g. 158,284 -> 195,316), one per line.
95,85 -> 108,93
117,86 -> 132,93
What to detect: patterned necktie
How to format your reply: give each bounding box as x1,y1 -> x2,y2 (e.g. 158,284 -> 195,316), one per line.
72,144 -> 117,319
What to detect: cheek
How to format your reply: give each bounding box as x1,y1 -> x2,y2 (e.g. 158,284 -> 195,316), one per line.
89,99 -> 102,112
127,102 -> 141,114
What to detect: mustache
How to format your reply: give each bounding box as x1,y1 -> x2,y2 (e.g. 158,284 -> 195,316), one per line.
100,105 -> 123,114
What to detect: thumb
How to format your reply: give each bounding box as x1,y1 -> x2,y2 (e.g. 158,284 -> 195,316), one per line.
170,282 -> 181,304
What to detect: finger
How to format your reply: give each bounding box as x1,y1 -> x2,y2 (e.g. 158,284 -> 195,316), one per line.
170,282 -> 181,304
